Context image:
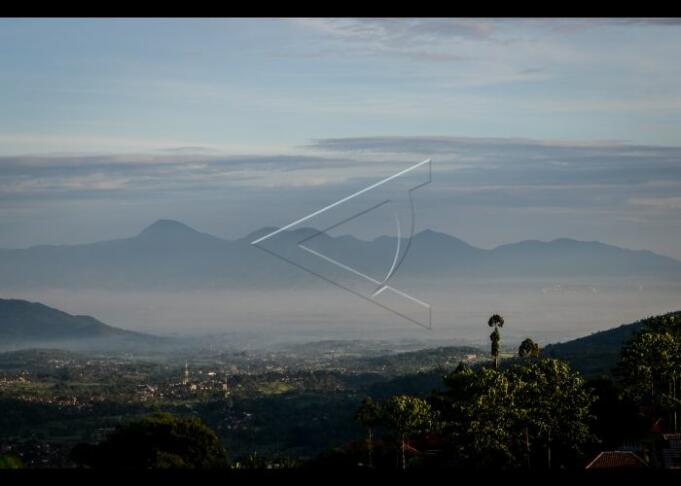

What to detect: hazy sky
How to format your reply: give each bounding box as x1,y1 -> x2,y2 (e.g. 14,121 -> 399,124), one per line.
2,18 -> 681,258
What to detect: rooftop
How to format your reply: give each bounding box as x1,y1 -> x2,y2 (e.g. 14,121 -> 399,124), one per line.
585,451 -> 647,470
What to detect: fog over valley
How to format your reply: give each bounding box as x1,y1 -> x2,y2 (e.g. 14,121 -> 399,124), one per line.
2,220 -> 679,346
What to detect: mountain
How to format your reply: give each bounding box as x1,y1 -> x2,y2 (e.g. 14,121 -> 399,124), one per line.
543,311 -> 681,376
0,298 -> 160,351
482,238 -> 679,278
0,220 -> 680,290
135,219 -> 225,247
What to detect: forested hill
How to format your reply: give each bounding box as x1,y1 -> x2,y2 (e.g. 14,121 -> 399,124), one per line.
0,298 -> 159,350
543,311 -> 681,376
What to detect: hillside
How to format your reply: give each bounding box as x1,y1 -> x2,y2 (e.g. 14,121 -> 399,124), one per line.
0,298 -> 160,351
543,311 -> 681,376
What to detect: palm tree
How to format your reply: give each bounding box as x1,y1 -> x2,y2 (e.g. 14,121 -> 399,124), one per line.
488,314 -> 505,369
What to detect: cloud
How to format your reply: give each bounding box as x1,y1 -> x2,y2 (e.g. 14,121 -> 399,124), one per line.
616,18 -> 681,27
0,152 -> 394,199
292,18 -> 512,65
299,18 -> 500,44
307,135 -> 681,165
3,135 -> 681,215
158,146 -> 221,155
304,136 -> 681,211
628,196 -> 681,209
3,133 -> 681,259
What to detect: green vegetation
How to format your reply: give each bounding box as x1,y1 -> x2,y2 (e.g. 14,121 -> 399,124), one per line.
338,311 -> 681,471
0,454 -> 23,469
70,412 -> 229,469
518,338 -> 540,358
346,357 -> 594,471
1,310 -> 681,470
617,313 -> 681,432
381,395 -> 434,470
544,311 -> 681,376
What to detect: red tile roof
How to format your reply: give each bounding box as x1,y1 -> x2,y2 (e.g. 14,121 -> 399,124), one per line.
585,451 -> 647,470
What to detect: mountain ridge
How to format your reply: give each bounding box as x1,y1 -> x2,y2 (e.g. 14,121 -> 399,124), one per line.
5,219 -> 680,261
0,219 -> 679,290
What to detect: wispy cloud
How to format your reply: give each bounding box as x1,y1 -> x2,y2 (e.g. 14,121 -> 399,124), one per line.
628,196 -> 681,209
0,152 -> 388,198
3,135 -> 681,204
2,133 -> 681,258
298,18 -> 501,44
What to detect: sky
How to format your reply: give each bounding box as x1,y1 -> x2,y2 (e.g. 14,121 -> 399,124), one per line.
2,18 -> 681,259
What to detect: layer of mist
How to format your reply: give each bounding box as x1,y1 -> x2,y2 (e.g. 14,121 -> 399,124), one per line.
4,276 -> 678,347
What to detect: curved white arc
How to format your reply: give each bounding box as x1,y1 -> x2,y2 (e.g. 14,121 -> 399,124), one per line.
381,211 -> 402,285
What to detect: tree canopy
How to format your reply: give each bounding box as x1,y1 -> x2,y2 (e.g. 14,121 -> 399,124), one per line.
617,315 -> 681,432
70,412 -> 229,469
433,357 -> 595,470
519,338 -> 540,358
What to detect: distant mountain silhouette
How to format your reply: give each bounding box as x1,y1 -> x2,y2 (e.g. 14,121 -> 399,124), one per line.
136,219 -> 225,247
0,220 -> 680,290
0,298 -> 160,351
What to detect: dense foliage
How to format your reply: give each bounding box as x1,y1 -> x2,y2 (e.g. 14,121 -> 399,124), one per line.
70,412 -> 229,469
339,312 -> 681,471
617,313 -> 681,432
518,338 -> 540,358
342,357 -> 596,471
436,358 -> 595,470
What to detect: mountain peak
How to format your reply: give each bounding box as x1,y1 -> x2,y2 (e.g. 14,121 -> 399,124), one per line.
138,220 -> 200,238
135,220 -> 226,248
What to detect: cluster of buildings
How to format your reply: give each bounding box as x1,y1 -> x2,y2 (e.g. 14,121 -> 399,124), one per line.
135,361 -> 231,402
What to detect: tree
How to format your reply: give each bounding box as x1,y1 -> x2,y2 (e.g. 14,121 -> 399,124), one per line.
618,329 -> 681,432
431,362 -> 480,466
354,397 -> 381,468
518,338 -> 540,358
70,412 -> 229,469
488,314 -> 505,369
510,358 -> 595,469
433,358 -> 595,470
381,395 -> 433,470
